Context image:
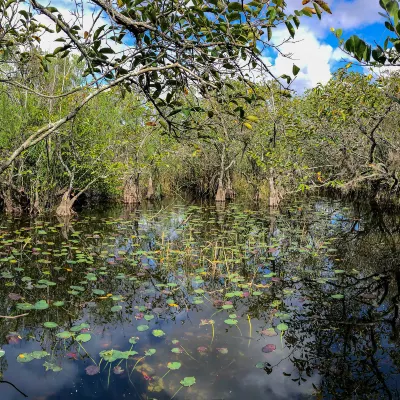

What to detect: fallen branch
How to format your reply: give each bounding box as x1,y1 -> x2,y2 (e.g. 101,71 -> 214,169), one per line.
0,313 -> 29,319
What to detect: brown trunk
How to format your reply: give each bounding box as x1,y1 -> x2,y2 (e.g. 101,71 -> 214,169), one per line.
225,175 -> 236,200
56,215 -> 74,239
253,188 -> 261,203
215,179 -> 226,202
269,171 -> 282,208
145,177 -> 155,200
123,176 -> 141,204
55,190 -> 76,216
1,187 -> 22,215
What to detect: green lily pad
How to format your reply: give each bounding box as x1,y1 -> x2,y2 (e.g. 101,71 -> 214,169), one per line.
152,329 -> 165,337
137,325 -> 149,332
0,349 -> 4,358
277,323 -> 288,332
180,376 -> 196,387
17,303 -> 33,310
56,331 -> 72,339
111,305 -> 122,312
34,300 -> 49,310
145,349 -> 156,356
43,361 -> 62,372
224,319 -> 238,325
43,322 -> 58,329
167,361 -> 181,370
17,353 -> 34,363
76,333 -> 91,343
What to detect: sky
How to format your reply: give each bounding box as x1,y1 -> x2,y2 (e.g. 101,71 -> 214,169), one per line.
36,0 -> 387,92
268,0 -> 386,91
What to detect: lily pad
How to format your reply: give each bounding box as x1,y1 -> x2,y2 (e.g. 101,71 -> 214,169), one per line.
152,329 -> 165,337
43,322 -> 58,329
137,325 -> 149,332
180,376 -> 196,387
56,331 -> 72,339
76,333 -> 91,343
34,300 -> 49,310
262,344 -> 276,353
85,365 -> 100,375
277,323 -> 288,332
167,361 -> 181,370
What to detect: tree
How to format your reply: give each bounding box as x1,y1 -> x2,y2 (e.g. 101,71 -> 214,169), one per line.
0,0 -> 330,176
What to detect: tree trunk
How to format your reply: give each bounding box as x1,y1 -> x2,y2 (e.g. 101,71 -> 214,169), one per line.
123,175 -> 141,204
225,174 -> 236,200
215,144 -> 226,202
55,190 -> 76,216
145,177 -> 155,200
215,179 -> 226,202
253,187 -> 261,203
269,171 -> 282,208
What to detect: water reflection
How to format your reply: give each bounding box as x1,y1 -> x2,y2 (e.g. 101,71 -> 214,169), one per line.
0,198 -> 400,399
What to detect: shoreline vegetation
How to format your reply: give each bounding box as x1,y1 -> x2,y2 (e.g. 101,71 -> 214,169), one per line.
1,0 -> 400,215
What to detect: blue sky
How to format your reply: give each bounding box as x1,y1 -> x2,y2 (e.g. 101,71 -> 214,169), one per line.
266,0 -> 386,91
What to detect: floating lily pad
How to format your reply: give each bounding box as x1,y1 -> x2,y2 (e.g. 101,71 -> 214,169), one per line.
152,329 -> 165,337
167,361 -> 181,370
145,349 -> 156,356
85,365 -> 100,375
76,333 -> 91,343
277,323 -> 288,332
137,325 -> 149,332
34,300 -> 49,310
180,376 -> 196,387
111,305 -> 122,312
43,322 -> 58,329
56,331 -> 72,339
262,344 -> 276,353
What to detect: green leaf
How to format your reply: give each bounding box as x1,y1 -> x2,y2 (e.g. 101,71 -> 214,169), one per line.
56,331 -> 72,339
76,333 -> 92,343
277,323 -> 288,331
293,64 -> 300,76
43,322 -> 58,329
152,329 -> 165,337
145,349 -> 156,356
34,300 -> 49,310
167,361 -> 181,370
137,325 -> 149,331
111,305 -> 122,312
285,21 -> 295,38
180,376 -> 196,387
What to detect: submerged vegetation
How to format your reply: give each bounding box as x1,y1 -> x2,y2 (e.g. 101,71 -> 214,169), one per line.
0,199 -> 400,399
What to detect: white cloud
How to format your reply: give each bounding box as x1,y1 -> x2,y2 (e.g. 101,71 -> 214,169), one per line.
284,0 -> 382,34
268,27 -> 340,91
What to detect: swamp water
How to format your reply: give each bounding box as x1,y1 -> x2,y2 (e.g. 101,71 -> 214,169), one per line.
0,198 -> 400,399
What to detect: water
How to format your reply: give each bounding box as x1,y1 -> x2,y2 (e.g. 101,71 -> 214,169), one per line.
0,198 -> 400,399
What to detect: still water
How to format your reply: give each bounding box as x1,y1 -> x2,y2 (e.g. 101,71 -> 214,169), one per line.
0,198 -> 399,400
